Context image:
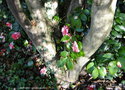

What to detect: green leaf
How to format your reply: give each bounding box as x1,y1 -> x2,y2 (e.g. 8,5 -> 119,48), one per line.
83,9 -> 90,15
80,14 -> 87,21
66,59 -> 74,70
70,17 -> 82,28
78,51 -> 85,56
102,53 -> 113,59
86,62 -> 95,73
70,52 -> 77,59
75,28 -> 84,32
61,35 -> 70,42
108,61 -> 118,76
66,42 -> 71,50
114,25 -> 125,32
118,46 -> 125,57
108,61 -> 117,67
24,40 -> 29,46
57,58 -> 67,67
53,16 -> 60,21
78,41 -> 83,50
92,67 -> 99,79
98,67 -> 107,78
27,61 -> 34,67
108,66 -> 118,76
60,51 -> 69,57
115,18 -> 122,24
111,31 -> 122,38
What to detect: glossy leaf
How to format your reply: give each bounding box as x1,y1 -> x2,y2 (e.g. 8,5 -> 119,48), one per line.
80,14 -> 87,21
102,53 -> 113,59
92,67 -> 99,79
66,59 -> 74,70
83,9 -> 90,15
61,35 -> 70,42
57,58 -> 67,67
108,66 -> 118,76
108,61 -> 117,67
118,46 -> 125,56
70,17 -> 82,28
86,62 -> 95,73
78,41 -> 83,50
98,67 -> 107,78
60,51 -> 69,57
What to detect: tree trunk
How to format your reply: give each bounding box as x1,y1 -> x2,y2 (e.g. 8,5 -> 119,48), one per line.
6,0 -> 117,88
65,0 -> 117,87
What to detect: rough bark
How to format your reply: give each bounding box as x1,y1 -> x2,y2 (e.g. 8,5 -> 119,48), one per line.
6,0 -> 57,62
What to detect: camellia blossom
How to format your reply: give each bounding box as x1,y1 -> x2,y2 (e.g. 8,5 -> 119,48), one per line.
9,42 -> 14,49
72,41 -> 80,52
1,49 -> 6,52
11,32 -> 21,40
6,22 -> 12,29
40,67 -> 47,75
61,25 -> 69,36
0,36 -> 5,42
87,85 -> 95,90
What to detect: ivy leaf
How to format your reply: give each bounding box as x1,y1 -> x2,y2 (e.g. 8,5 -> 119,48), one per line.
60,51 -> 69,57
61,35 -> 70,42
92,67 -> 99,79
66,59 -> 74,70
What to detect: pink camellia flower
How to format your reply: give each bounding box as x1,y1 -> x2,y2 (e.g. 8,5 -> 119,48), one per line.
40,67 -> 47,75
61,25 -> 69,36
1,49 -> 6,52
72,41 -> 80,52
11,32 -> 21,40
9,42 -> 14,49
0,36 -> 5,42
117,61 -> 122,68
6,22 -> 12,29
87,85 -> 95,90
